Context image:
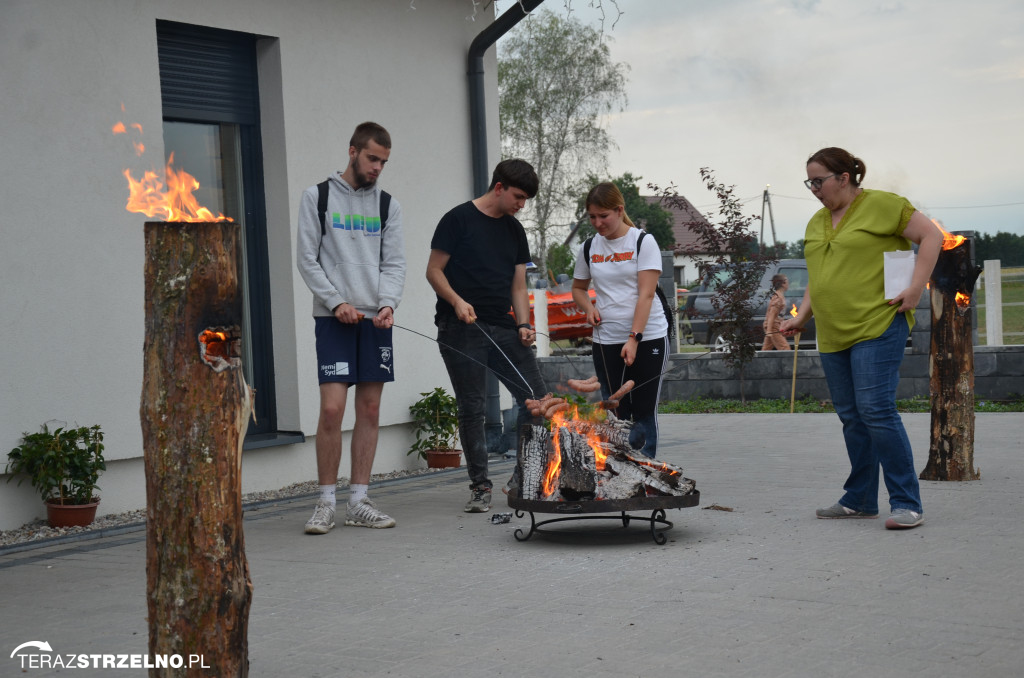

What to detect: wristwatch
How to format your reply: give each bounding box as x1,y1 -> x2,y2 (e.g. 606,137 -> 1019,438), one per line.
517,323 -> 533,331
628,331 -> 643,342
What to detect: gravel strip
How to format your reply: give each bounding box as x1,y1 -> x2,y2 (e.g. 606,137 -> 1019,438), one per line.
0,466 -> 456,550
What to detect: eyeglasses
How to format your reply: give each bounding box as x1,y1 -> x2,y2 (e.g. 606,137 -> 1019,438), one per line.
804,174 -> 837,190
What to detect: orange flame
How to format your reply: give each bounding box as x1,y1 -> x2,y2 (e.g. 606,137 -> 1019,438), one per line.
542,414 -> 565,496
541,405 -> 617,496
199,330 -> 230,360
789,303 -> 798,318
114,112 -> 231,222
632,457 -> 680,477
955,292 -> 970,308
121,153 -> 232,222
932,218 -> 965,251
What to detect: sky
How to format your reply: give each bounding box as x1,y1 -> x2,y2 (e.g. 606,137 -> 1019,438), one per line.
496,0 -> 1024,246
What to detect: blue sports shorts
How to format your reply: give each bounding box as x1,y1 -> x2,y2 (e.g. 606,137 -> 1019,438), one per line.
314,317 -> 395,384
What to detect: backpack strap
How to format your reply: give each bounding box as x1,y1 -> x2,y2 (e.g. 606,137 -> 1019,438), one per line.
638,232 -> 676,341
379,190 -> 391,233
317,180 -> 330,236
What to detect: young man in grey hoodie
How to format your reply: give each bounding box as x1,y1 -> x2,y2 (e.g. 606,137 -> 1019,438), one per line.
296,122 -> 406,534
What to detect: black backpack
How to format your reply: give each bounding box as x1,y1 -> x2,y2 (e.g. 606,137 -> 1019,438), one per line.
316,179 -> 392,240
582,231 -> 676,342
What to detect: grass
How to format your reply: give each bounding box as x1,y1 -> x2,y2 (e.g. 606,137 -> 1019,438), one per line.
659,395 -> 1024,414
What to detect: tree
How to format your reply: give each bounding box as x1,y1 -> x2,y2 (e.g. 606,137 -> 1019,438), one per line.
499,9 -> 628,274
573,173 -> 676,250
545,242 -> 576,280
974,231 -> 1024,267
652,169 -> 775,402
764,239 -> 805,259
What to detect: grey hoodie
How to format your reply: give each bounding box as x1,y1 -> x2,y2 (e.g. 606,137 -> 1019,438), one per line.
296,172 -> 406,318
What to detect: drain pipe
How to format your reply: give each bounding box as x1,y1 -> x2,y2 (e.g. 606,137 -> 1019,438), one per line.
468,0 -> 545,195
467,0 -> 545,452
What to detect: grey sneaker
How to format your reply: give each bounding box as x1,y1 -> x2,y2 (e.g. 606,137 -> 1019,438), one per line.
304,500 -> 336,534
885,508 -> 924,530
465,487 -> 492,513
344,498 -> 396,528
815,502 -> 878,519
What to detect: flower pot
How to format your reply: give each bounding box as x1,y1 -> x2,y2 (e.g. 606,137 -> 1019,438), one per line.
45,498 -> 100,528
425,449 -> 462,469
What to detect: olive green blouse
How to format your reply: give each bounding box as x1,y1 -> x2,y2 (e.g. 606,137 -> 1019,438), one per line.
803,189 -> 917,353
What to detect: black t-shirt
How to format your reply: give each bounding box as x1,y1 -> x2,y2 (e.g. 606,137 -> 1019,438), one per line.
430,201 -> 532,328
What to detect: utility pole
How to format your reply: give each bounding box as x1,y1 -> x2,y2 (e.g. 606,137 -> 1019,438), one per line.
760,185 -> 777,253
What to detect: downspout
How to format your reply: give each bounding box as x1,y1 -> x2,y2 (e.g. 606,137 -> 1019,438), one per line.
468,0 -> 545,195
467,0 -> 545,452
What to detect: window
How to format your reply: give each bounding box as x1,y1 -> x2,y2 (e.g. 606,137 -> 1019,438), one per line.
157,20 -> 279,439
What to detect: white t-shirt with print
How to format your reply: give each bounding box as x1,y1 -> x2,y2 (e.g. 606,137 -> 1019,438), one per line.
572,227 -> 668,344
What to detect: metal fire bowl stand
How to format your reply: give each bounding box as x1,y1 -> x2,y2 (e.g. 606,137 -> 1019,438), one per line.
507,490 -> 700,545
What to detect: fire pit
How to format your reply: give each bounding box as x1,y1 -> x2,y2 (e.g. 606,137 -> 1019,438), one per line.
507,414 -> 699,545
508,489 -> 699,545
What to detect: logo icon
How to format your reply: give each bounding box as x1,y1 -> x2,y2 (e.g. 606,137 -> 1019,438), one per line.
11,641 -> 52,657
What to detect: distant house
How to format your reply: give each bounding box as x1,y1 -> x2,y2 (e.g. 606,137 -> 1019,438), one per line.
643,195 -> 714,287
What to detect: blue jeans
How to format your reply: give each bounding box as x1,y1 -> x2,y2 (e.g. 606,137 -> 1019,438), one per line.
437,318 -> 547,490
818,314 -> 923,514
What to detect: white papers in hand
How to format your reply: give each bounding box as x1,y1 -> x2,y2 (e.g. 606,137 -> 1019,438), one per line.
883,250 -> 916,299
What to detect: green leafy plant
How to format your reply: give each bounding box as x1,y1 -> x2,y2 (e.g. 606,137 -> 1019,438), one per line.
408,388 -> 460,459
5,422 -> 106,505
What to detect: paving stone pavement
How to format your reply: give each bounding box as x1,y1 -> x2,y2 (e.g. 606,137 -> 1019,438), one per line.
1,413 -> 1021,678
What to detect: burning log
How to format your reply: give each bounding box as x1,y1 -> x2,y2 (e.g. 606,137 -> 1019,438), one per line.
920,230 -> 982,482
141,221 -> 253,677
517,414 -> 695,502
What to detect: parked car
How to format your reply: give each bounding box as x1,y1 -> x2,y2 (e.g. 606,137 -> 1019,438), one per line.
680,259 -> 816,350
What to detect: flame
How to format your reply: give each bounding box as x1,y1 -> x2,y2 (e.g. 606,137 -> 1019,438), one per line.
955,292 -> 970,308
121,154 -> 232,222
540,404 -> 617,496
541,413 -> 565,496
199,330 -> 230,360
632,457 -> 680,477
932,218 -> 965,251
114,112 -> 231,222
789,303 -> 798,318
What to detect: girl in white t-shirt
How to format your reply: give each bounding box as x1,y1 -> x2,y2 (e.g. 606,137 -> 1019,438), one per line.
571,182 -> 669,457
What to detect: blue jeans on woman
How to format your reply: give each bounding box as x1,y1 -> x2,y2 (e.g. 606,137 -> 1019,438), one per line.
818,313 -> 923,514
437,318 -> 547,490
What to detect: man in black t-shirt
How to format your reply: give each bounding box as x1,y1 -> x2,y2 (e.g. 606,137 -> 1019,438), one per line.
426,159 -> 547,513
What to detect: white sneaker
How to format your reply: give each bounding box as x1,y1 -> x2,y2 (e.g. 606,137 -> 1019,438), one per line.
345,498 -> 396,528
304,500 -> 336,535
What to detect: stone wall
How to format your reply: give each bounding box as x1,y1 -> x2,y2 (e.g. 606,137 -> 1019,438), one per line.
538,289 -> 1024,402
538,345 -> 1024,402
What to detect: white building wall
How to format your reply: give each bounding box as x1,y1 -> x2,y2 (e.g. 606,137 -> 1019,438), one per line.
0,0 -> 504,530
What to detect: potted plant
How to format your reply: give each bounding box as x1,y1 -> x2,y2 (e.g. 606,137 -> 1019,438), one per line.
408,387 -> 461,468
5,422 -> 106,527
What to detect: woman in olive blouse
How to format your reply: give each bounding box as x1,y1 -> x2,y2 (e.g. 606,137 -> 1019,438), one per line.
781,147 -> 942,530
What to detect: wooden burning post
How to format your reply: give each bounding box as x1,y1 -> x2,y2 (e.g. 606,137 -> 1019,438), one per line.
141,221 -> 253,677
920,231 -> 982,482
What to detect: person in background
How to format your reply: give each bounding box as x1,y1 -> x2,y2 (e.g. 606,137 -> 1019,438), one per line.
296,122 -> 406,534
761,274 -> 791,351
571,182 -> 669,458
781,147 -> 942,530
426,159 -> 547,513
